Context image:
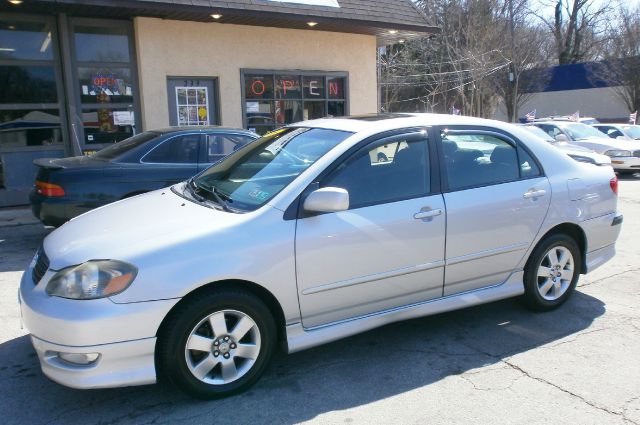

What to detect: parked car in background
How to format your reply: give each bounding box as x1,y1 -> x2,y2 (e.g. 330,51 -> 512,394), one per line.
533,116 -> 600,125
520,125 -> 611,166
30,127 -> 258,226
592,124 -> 640,141
21,113 -> 622,399
529,121 -> 639,174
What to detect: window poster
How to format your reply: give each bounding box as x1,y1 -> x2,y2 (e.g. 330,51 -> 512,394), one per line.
176,87 -> 209,126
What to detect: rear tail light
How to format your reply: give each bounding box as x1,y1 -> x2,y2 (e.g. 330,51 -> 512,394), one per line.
36,180 -> 65,197
610,176 -> 618,195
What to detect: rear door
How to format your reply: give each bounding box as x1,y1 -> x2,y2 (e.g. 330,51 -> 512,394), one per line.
295,129 -> 446,328
439,128 -> 551,296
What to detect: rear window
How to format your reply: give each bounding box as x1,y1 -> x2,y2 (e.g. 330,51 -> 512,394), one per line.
92,132 -> 158,160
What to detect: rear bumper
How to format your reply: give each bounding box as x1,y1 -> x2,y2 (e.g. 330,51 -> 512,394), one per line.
29,190 -> 95,226
582,213 -> 623,273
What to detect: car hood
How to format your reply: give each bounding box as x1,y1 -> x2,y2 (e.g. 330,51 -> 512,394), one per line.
572,137 -> 640,153
42,185 -> 248,270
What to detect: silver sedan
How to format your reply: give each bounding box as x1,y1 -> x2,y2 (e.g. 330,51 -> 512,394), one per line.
20,113 -> 623,398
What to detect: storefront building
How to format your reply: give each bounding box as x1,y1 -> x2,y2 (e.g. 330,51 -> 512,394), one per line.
0,0 -> 435,206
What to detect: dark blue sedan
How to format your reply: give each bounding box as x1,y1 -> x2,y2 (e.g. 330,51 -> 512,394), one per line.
30,127 -> 258,226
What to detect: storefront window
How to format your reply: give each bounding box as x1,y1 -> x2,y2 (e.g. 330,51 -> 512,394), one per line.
77,67 -> 134,104
243,71 -> 347,135
245,75 -> 273,99
81,108 -> 134,144
0,65 -> 58,103
74,26 -> 130,63
0,109 -> 63,148
0,21 -> 54,60
175,86 -> 210,126
72,20 -> 138,146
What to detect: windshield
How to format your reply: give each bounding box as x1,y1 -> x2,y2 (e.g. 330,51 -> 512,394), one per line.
522,125 -> 554,142
192,127 -> 352,212
92,132 -> 158,160
558,123 -> 607,140
622,125 -> 640,139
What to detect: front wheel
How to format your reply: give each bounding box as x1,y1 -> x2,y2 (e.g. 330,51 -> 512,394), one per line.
157,289 -> 276,399
523,234 -> 582,311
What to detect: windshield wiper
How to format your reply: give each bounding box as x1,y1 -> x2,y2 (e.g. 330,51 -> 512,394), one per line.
188,178 -> 231,212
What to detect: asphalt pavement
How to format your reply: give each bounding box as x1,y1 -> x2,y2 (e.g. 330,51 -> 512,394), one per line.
1,177 -> 639,425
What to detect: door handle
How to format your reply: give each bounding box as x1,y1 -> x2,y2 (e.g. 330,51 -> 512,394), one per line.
523,189 -> 547,199
414,209 -> 443,220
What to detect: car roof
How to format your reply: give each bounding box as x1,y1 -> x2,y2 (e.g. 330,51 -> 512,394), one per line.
292,113 -> 515,133
151,126 -> 257,135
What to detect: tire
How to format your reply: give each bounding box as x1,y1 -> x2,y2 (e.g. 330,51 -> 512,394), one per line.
522,233 -> 582,312
157,289 -> 277,399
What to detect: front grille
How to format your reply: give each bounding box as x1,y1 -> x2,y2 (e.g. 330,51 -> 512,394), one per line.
32,246 -> 49,285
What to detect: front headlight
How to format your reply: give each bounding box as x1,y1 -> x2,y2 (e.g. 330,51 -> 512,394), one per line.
604,149 -> 632,157
46,260 -> 137,300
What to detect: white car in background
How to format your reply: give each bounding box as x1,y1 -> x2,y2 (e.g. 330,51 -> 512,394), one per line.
592,123 -> 640,141
531,121 -> 640,174
521,125 -> 611,166
20,113 -> 623,399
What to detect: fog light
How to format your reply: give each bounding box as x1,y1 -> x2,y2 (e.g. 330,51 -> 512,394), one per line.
58,352 -> 100,365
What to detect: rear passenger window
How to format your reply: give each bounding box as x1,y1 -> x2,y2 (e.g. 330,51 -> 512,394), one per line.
518,148 -> 541,178
323,134 -> 430,209
442,132 -> 519,190
143,134 -> 200,164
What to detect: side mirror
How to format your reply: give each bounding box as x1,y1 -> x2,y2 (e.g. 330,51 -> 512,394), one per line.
555,134 -> 569,142
303,187 -> 349,213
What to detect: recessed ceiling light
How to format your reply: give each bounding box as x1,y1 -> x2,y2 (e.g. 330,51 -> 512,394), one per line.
210,14 -> 222,19
307,22 -> 318,27
8,0 -> 23,4
8,25 -> 16,30
389,30 -> 398,34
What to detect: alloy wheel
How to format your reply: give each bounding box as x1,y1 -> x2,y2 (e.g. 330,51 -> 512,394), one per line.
184,309 -> 261,385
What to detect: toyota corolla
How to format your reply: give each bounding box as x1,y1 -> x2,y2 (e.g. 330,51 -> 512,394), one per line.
20,113 -> 622,399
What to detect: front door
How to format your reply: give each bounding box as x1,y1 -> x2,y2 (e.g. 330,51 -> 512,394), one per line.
439,129 -> 551,296
295,130 -> 446,328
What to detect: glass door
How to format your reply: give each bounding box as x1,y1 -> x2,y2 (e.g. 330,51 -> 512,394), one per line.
0,14 -> 66,206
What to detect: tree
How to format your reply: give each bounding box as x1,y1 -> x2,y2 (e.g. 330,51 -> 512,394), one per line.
597,3 -> 640,113
536,0 -> 611,65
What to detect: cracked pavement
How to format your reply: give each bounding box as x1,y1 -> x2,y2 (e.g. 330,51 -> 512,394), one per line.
1,177 -> 638,425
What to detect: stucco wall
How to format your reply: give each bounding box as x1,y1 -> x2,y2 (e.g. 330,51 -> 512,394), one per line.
133,17 -> 378,130
492,86 -> 631,122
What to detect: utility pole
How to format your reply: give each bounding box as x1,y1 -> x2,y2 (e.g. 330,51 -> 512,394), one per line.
509,0 -> 517,122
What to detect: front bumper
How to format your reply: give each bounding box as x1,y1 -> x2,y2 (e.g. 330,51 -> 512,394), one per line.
608,156 -> 640,171
30,335 -> 157,389
20,261 -> 180,389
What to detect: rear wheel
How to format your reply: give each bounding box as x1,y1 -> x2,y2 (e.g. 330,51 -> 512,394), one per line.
157,289 -> 276,399
523,234 -> 581,311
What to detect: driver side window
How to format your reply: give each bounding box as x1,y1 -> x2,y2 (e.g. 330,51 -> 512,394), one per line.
322,134 -> 430,209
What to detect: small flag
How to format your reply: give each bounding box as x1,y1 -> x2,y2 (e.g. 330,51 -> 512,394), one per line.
630,111 -> 637,124
451,106 -> 460,115
525,109 -> 536,122
569,111 -> 580,122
